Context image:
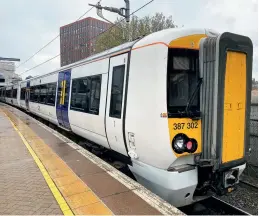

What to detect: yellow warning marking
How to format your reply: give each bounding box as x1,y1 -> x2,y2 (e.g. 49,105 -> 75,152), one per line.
74,201 -> 113,215
3,108 -> 113,215
3,112 -> 74,216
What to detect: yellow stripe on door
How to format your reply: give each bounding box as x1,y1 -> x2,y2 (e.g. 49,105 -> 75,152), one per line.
222,51 -> 246,163
59,80 -> 66,105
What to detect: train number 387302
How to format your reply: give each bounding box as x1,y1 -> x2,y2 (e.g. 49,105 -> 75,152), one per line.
173,122 -> 198,130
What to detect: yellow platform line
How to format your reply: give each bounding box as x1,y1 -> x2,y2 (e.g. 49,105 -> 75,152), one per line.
3,108 -> 113,216
4,112 -> 74,216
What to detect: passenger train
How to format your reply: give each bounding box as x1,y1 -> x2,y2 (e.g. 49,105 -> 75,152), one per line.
0,28 -> 253,207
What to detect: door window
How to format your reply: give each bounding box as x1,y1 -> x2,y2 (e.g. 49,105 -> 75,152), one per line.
109,65 -> 125,118
89,76 -> 101,114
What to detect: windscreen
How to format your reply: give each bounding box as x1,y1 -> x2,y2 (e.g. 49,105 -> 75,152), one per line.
167,49 -> 199,115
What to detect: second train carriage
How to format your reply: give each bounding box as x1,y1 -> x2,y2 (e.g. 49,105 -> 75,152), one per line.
0,27 -> 253,207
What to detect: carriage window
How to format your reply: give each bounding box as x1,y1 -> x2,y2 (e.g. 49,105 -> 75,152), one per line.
109,65 -> 125,118
167,49 -> 199,114
39,85 -> 47,103
30,86 -> 35,102
20,88 -> 26,100
6,90 -> 11,98
70,75 -> 102,115
12,89 -> 17,98
46,83 -> 56,106
34,86 -> 40,102
71,78 -> 89,111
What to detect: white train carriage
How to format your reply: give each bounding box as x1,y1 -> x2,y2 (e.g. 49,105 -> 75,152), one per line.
27,73 -> 58,125
4,27 -> 253,207
4,85 -> 19,106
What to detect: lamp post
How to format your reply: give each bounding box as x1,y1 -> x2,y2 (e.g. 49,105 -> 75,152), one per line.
89,0 -> 130,41
89,0 -> 130,22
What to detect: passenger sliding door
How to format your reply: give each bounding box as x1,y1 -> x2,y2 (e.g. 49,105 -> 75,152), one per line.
105,53 -> 128,156
56,70 -> 71,130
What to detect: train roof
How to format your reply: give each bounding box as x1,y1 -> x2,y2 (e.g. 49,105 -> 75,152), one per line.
20,39 -> 138,83
20,28 -> 219,83
133,28 -> 219,48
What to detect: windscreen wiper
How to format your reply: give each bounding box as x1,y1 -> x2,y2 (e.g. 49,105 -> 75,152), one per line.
184,78 -> 203,119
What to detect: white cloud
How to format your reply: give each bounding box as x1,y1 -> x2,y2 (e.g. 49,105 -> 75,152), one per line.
186,0 -> 258,77
0,0 -> 257,79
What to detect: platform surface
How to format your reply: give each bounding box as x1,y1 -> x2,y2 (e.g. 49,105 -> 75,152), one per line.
0,103 -> 182,215
0,108 -> 62,215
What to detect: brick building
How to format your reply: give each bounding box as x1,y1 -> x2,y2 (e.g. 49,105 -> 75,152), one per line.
60,17 -> 110,67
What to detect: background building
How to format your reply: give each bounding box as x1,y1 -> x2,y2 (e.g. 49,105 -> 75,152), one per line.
0,61 -> 21,87
60,17 -> 110,67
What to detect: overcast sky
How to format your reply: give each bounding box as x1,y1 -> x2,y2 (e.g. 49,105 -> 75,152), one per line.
0,0 -> 258,79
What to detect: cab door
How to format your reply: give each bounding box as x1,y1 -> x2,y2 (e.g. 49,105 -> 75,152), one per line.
221,51 -> 247,163
105,53 -> 128,156
199,32 -> 252,169
56,70 -> 71,130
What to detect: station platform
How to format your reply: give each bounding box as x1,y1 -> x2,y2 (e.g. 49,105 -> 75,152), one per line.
0,103 -> 182,215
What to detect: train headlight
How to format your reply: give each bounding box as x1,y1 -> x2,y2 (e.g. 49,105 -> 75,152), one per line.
172,134 -> 187,154
174,138 -> 184,149
172,134 -> 198,154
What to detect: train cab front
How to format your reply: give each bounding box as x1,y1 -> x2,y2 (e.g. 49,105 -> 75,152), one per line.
167,30 -> 253,204
195,31 -> 253,197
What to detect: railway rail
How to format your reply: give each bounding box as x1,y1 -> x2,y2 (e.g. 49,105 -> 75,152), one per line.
239,180 -> 258,191
179,196 -> 250,215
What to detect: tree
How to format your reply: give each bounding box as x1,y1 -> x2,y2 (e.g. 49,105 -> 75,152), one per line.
94,13 -> 178,53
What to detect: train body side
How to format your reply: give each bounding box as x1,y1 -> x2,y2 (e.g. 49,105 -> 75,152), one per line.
28,73 -> 58,125
68,58 -> 110,149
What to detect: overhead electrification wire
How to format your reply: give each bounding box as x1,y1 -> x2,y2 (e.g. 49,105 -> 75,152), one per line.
18,0 -> 154,77
16,0 -> 102,70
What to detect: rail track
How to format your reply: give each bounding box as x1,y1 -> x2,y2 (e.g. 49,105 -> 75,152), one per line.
179,196 -> 250,215
239,180 -> 258,191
